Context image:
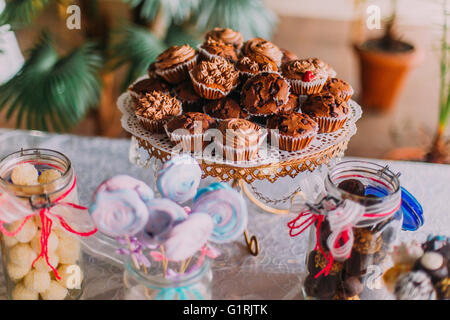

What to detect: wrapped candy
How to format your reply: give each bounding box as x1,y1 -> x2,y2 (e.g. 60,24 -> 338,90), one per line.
384,235 -> 450,300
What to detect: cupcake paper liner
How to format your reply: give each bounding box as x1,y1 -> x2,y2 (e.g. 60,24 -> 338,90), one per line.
156,55 -> 198,84
287,77 -> 326,95
341,86 -> 354,103
314,116 -> 348,133
214,131 -> 267,161
137,115 -> 168,134
198,46 -> 225,62
189,70 -> 236,100
269,129 -> 317,152
215,141 -> 260,162
164,125 -> 210,153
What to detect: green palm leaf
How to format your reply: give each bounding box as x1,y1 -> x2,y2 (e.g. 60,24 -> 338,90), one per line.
164,23 -> 200,47
124,0 -> 200,25
194,0 -> 278,40
0,0 -> 50,29
109,23 -> 166,90
0,32 -> 102,132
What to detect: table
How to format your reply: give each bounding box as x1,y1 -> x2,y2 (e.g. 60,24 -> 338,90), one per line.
0,129 -> 449,300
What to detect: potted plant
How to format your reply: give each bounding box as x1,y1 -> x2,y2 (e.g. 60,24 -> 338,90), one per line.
353,0 -> 422,112
384,0 -> 449,164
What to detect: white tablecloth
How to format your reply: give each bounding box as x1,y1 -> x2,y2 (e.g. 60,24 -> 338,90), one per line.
0,129 -> 449,300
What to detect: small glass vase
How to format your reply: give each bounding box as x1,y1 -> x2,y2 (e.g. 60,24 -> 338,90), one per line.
123,255 -> 213,300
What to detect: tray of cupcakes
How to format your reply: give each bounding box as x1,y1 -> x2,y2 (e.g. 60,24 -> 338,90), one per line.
118,27 -> 362,169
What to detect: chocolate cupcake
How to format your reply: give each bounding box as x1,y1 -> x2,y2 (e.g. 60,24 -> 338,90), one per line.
282,58 -> 329,95
322,78 -> 354,102
242,38 -> 282,70
189,57 -> 239,100
235,56 -> 276,83
205,27 -> 243,51
301,92 -> 350,133
311,57 -> 337,78
280,48 -> 298,64
241,72 -> 290,117
164,112 -> 216,152
128,77 -> 171,106
278,93 -> 300,114
173,81 -> 203,113
216,119 -> 266,161
135,91 -> 182,133
198,38 -> 238,63
203,94 -> 248,120
267,112 -> 318,152
155,44 -> 198,84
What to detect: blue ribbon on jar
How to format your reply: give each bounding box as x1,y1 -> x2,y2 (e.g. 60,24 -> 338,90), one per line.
155,285 -> 204,300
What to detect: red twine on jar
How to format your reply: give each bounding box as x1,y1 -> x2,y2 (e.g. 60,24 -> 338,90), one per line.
288,197 -> 400,279
0,175 -> 97,279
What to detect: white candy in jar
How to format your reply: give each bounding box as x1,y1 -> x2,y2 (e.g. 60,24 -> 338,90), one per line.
41,280 -> 68,300
7,263 -> 30,282
10,163 -> 39,186
55,232 -> 80,264
24,269 -> 51,293
2,233 -> 18,247
8,218 -> 37,243
9,243 -> 37,268
11,283 -> 39,300
31,230 -> 59,253
33,253 -> 59,273
38,169 -> 62,184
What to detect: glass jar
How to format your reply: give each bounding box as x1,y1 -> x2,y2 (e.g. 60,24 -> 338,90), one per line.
0,149 -> 85,300
123,255 -> 213,300
302,160 -> 405,300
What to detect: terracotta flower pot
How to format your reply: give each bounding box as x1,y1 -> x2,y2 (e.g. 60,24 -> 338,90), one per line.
354,40 -> 422,112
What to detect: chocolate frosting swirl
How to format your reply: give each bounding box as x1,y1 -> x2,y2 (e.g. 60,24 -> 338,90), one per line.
155,45 -> 197,70
243,38 -> 282,68
205,28 -> 243,50
282,58 -> 329,81
191,57 -> 239,91
135,91 -> 181,120
218,118 -> 262,148
236,56 -> 275,74
200,38 -> 238,62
